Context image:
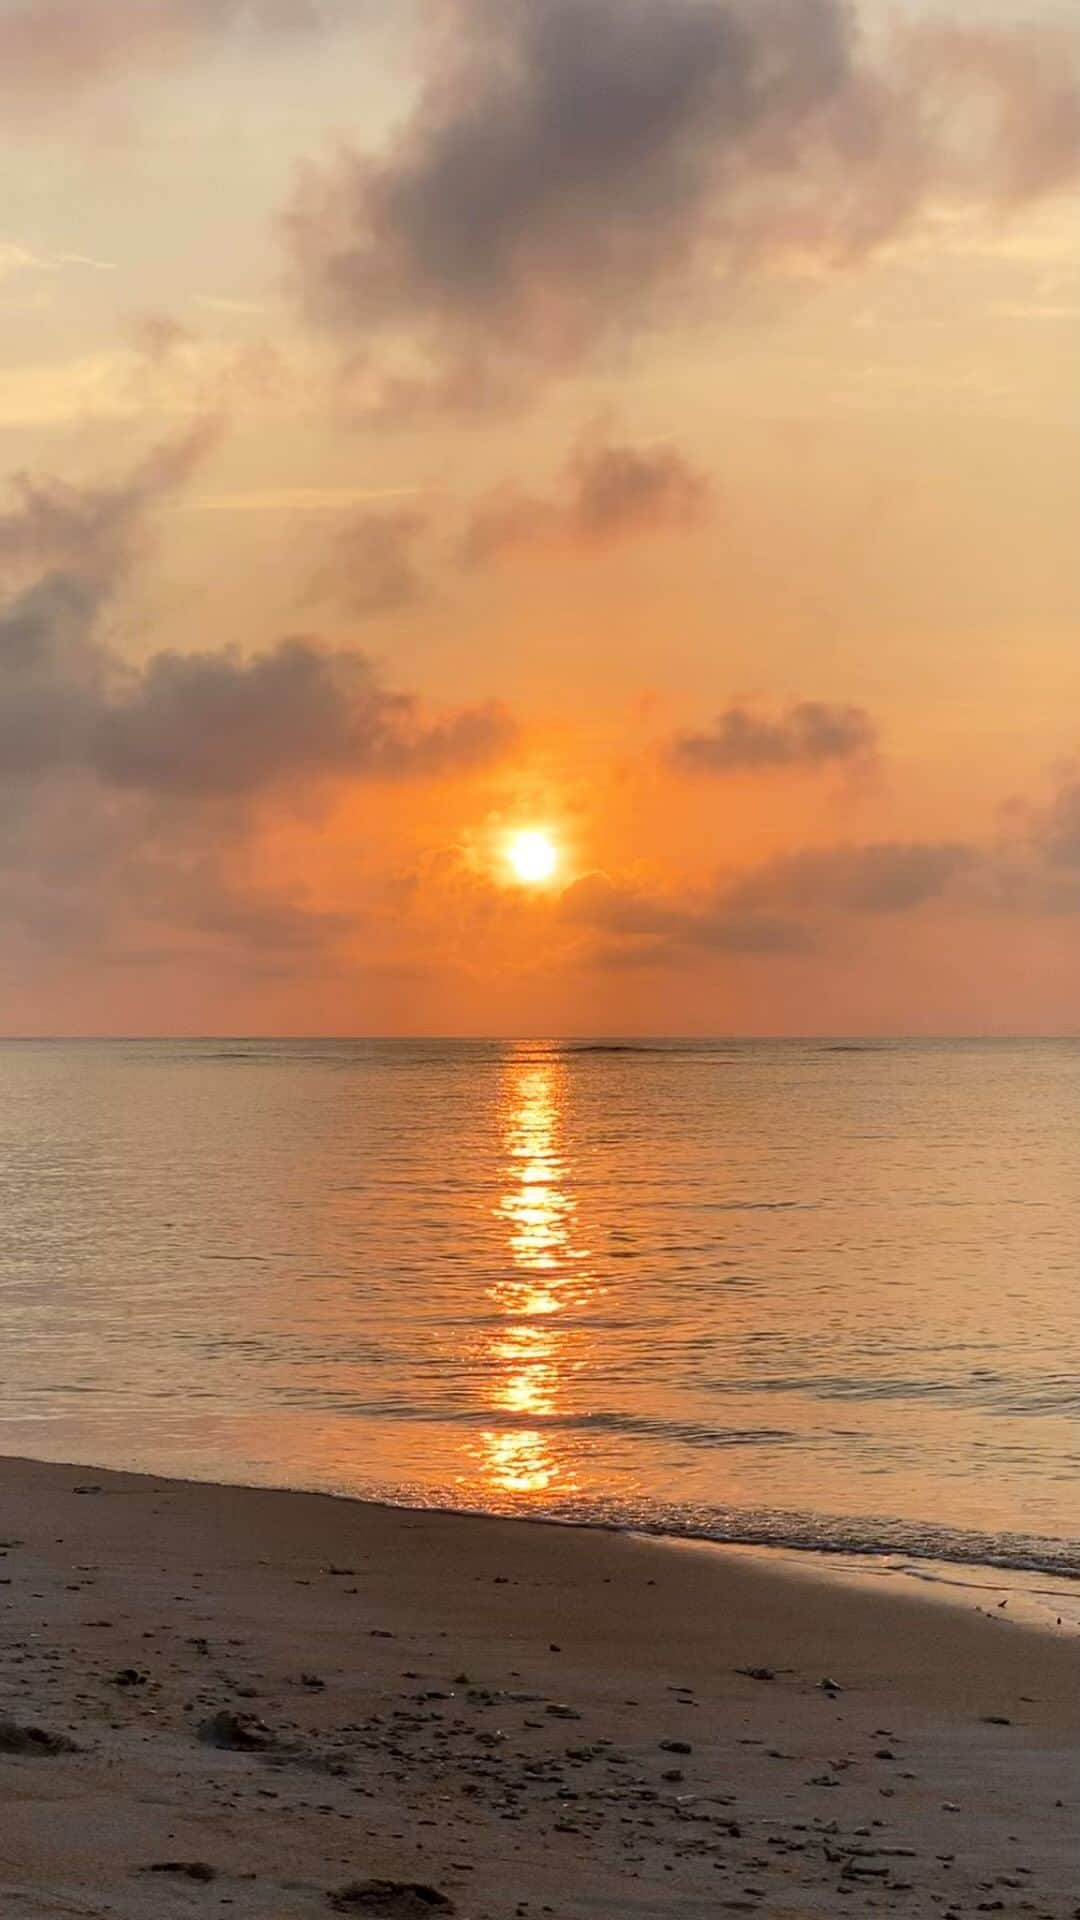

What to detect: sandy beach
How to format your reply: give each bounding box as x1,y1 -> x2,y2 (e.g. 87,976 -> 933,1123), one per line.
0,1454 -> 1076,1919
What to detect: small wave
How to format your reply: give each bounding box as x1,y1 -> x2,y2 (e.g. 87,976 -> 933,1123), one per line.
561,1043 -> 739,1059
382,1484 -> 1080,1584
565,1043 -> 674,1056
620,1506 -> 1080,1583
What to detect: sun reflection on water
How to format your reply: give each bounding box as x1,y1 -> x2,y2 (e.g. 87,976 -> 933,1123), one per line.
476,1053 -> 597,1500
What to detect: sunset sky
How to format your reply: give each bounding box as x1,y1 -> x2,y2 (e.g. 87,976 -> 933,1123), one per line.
1,0 -> 1078,1035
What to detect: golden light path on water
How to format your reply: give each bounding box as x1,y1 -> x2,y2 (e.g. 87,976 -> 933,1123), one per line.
476,1057 -> 600,1500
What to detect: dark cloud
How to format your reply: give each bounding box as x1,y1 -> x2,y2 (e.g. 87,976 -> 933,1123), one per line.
727,841 -> 976,916
94,636 -> 514,793
286,0 -> 1080,409
323,504 -> 429,617
462,432 -> 709,564
553,835 -> 982,969
0,576 -> 108,780
670,701 -> 877,775
561,870 -> 810,961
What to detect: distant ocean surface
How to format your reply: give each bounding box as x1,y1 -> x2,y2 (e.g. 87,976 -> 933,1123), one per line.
1,1038 -> 1078,1583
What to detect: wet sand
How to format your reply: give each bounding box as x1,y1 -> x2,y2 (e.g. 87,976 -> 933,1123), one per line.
0,1453 -> 1076,1917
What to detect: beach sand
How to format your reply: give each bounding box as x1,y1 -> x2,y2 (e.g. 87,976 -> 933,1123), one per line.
0,1455 -> 1076,1918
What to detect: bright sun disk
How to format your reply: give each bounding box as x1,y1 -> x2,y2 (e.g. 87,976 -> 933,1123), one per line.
507,829 -> 558,885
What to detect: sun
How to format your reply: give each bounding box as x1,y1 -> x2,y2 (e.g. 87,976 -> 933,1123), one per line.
506,829 -> 559,886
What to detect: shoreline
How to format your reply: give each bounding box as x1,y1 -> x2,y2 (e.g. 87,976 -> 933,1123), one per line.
4,1440 -> 1079,1638
0,1452 -> 1077,1917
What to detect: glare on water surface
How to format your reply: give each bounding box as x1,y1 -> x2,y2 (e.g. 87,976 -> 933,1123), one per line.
478,1060 -> 597,1498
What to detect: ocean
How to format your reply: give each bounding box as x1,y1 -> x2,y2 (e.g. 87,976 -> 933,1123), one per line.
1,1037 -> 1077,1583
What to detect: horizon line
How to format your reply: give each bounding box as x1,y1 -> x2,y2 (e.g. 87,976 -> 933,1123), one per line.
1,1033 -> 1077,1046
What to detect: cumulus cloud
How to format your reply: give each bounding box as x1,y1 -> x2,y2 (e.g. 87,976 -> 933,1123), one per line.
670,700 -> 877,775
94,637 -> 513,793
285,0 -> 1080,409
462,431 -> 710,564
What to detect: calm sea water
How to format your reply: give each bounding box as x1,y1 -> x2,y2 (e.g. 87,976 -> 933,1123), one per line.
1,1038 -> 1077,1579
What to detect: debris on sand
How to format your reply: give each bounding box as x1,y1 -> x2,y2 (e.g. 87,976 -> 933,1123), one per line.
143,1861 -> 218,1882
198,1709 -> 277,1752
328,1881 -> 455,1915
0,1718 -> 79,1756
111,1667 -> 149,1688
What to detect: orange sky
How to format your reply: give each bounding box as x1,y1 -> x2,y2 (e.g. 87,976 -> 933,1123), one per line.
0,0 -> 1078,1034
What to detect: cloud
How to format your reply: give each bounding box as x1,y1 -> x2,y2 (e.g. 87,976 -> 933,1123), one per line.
0,576 -> 109,781
0,0 -> 332,113
1,587 -> 512,796
896,23 -> 1080,207
145,860 -> 361,958
0,432 -> 515,983
558,835 -> 981,968
126,310 -> 197,365
285,0 -> 1080,410
726,841 -> 976,915
985,772 -> 1080,915
94,636 -> 513,793
0,240 -> 50,280
0,436 -> 511,796
322,504 -> 429,616
181,486 -> 421,515
1039,775 -> 1080,869
0,421 -> 216,589
0,778 -> 360,977
462,431 -> 710,564
560,870 -> 810,963
670,701 -> 877,775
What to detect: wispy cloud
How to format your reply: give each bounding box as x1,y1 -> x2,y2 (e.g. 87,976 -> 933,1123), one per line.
179,486 -> 424,515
